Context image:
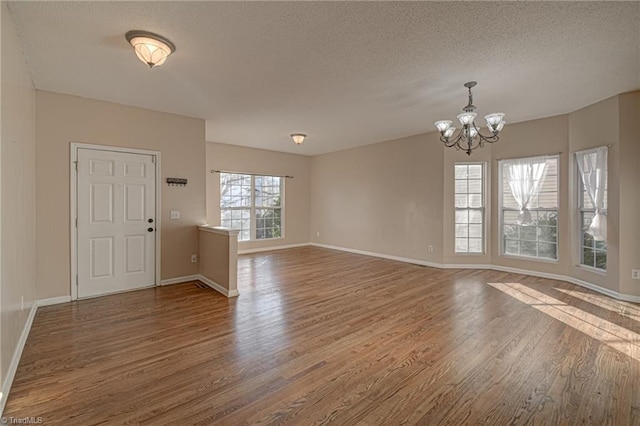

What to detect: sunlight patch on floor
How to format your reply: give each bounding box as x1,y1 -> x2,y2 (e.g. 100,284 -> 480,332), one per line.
553,287 -> 640,322
488,282 -> 640,362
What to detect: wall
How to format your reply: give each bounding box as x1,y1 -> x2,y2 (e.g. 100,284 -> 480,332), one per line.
309,95 -> 639,299
36,91 -> 206,299
198,226 -> 238,296
206,142 -> 310,251
1,1 -> 37,408
617,92 -> 640,297
308,116 -> 568,269
568,96 -> 619,292
489,115 -> 570,276
310,132 -> 444,264
1,1 -> 3,403
442,143 -> 493,265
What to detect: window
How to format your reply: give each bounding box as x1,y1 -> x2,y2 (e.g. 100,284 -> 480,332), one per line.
220,173 -> 283,242
576,147 -> 608,270
454,163 -> 485,253
500,155 -> 558,260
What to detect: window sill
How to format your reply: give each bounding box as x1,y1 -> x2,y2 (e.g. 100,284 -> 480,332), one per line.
576,264 -> 607,276
499,253 -> 559,264
239,236 -> 285,243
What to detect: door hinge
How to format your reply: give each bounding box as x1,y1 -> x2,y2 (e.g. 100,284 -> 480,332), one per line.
74,161 -> 78,171
75,218 -> 78,228
76,275 -> 79,287
151,156 -> 156,164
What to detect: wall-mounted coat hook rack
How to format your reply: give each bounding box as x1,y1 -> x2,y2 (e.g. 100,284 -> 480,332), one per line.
167,178 -> 188,187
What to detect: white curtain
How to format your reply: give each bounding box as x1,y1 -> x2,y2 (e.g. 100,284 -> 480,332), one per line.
576,146 -> 608,241
503,156 -> 548,224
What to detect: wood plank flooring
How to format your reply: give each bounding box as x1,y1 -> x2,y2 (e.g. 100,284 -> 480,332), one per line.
4,246 -> 640,425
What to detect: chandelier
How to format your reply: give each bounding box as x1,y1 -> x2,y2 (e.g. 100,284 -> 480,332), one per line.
434,82 -> 506,155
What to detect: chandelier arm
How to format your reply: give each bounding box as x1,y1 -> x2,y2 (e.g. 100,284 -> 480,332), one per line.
441,128 -> 465,147
470,122 -> 500,144
477,132 -> 500,143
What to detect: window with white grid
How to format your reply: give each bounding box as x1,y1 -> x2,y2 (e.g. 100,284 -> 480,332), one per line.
500,155 -> 559,260
577,153 -> 607,270
254,175 -> 283,240
220,173 -> 283,242
454,163 -> 485,254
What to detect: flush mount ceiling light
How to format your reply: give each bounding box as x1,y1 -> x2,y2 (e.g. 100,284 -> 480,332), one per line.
125,30 -> 176,68
434,81 -> 506,155
290,133 -> 307,145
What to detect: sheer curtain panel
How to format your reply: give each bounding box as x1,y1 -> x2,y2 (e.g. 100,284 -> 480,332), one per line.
575,146 -> 608,241
502,156 -> 548,224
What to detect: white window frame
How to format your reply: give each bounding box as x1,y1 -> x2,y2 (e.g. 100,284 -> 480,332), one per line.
576,153 -> 607,272
454,162 -> 486,254
498,155 -> 559,262
220,173 -> 284,242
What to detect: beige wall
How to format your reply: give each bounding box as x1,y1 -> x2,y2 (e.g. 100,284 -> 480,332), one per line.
309,95 -> 639,299
442,143 -> 493,265
1,2 -> 37,402
206,142 -> 310,251
310,132 -> 444,263
617,92 -> 640,296
568,96 -> 619,291
36,91 -> 206,299
199,227 -> 238,295
489,115 -> 570,276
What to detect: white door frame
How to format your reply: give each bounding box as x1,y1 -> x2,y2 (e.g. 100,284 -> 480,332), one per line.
70,143 -> 162,300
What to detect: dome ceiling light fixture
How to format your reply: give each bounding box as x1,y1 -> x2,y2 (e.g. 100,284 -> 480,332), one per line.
434,81 -> 506,155
290,133 -> 307,145
125,30 -> 176,68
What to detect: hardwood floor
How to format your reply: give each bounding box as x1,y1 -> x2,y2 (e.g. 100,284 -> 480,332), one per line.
4,246 -> 640,425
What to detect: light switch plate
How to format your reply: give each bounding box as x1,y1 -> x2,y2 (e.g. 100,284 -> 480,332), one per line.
170,211 -> 180,220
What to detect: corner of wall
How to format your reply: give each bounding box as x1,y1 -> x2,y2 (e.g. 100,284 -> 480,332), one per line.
617,91 -> 640,297
1,1 -> 38,413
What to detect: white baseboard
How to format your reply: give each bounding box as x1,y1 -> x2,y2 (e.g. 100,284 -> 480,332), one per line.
1,246 -> 634,417
37,295 -> 72,306
0,303 -> 38,416
197,275 -> 239,298
439,262 -> 494,270
310,243 -> 441,268
159,275 -> 200,286
310,243 -> 640,303
0,272 -> 235,416
159,274 -> 239,298
238,243 -> 310,255
564,276 -> 640,303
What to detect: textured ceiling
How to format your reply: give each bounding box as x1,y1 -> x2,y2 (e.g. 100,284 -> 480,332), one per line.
7,1 -> 640,156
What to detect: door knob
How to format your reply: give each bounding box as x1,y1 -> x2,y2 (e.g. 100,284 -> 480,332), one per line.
147,227 -> 154,232
148,218 -> 154,223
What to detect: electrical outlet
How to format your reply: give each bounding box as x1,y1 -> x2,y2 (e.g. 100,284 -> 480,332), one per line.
170,211 -> 180,220
428,245 -> 434,253
191,254 -> 198,263
21,296 -> 24,311
632,269 -> 640,280
316,231 -> 320,237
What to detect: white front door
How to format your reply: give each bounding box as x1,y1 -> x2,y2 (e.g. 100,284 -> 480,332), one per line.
77,148 -> 156,298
